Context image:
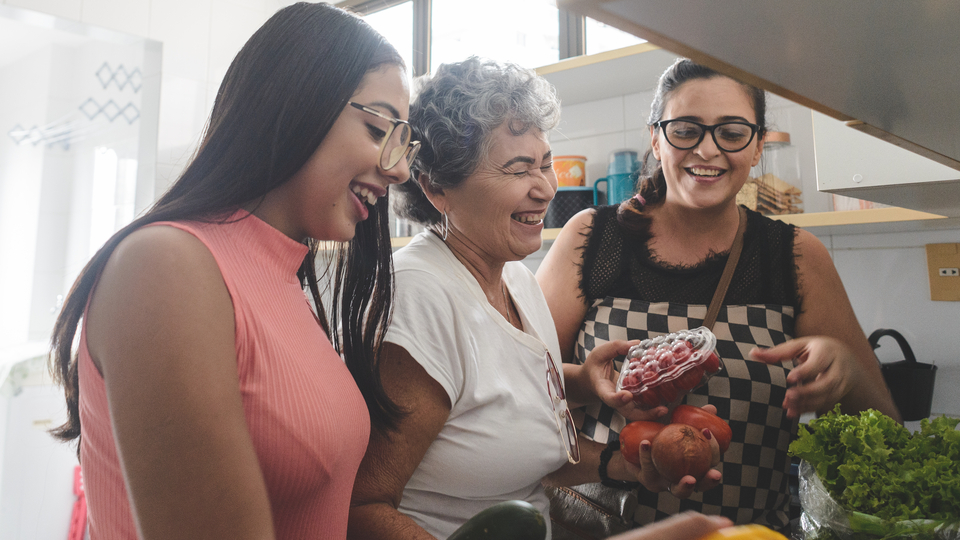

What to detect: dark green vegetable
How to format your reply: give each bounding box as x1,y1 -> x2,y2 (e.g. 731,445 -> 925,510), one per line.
789,405 -> 960,522
447,500 -> 547,540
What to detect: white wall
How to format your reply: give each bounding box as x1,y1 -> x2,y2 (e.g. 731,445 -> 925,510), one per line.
546,89 -> 960,418
3,0 -> 294,201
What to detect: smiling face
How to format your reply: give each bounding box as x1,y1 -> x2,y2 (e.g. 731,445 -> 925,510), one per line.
650,76 -> 764,211
255,64 -> 412,242
437,123 -> 556,264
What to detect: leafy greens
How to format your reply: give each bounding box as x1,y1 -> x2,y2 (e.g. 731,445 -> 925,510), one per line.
789,405 -> 960,522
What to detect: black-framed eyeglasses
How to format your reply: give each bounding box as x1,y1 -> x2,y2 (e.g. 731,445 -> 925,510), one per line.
654,119 -> 761,153
348,101 -> 421,170
546,350 -> 581,464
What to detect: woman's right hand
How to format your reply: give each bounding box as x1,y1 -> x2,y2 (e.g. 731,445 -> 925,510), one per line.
579,340 -> 669,423
608,511 -> 732,540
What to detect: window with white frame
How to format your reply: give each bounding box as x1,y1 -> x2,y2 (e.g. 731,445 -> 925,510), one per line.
342,0 -> 643,75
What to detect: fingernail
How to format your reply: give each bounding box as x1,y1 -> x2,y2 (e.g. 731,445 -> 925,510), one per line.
702,428 -> 712,440
640,441 -> 651,451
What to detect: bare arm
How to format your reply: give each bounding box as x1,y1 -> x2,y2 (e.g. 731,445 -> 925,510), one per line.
348,342 -> 451,540
751,229 -> 900,421
536,209 -> 594,366
85,226 -> 275,540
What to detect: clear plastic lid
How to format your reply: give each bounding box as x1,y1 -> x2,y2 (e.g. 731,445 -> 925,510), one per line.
616,327 -> 724,409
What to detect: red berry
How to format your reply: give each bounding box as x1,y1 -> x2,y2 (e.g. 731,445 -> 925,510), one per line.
701,352 -> 721,373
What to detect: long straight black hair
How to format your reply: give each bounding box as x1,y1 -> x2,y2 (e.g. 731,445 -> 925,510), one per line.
50,2 -> 405,449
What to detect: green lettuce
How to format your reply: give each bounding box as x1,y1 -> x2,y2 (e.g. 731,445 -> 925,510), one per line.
789,406 -> 960,522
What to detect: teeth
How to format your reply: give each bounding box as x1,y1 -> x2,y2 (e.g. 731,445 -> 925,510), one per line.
690,167 -> 722,177
512,212 -> 546,224
352,186 -> 378,206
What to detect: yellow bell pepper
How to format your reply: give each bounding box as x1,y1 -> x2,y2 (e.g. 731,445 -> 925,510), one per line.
699,524 -> 788,540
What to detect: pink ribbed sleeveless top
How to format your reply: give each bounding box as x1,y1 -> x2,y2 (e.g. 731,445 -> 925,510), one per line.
77,211 -> 370,539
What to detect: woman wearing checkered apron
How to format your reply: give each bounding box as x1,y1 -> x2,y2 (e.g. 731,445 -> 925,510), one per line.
537,59 -> 900,533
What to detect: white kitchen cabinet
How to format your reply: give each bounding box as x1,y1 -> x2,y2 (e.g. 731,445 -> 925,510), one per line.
556,0 -> 960,218
812,112 -> 960,217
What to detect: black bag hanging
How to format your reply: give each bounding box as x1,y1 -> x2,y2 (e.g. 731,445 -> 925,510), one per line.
868,328 -> 937,421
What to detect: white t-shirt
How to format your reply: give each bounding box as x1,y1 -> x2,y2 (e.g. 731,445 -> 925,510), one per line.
386,232 -> 569,539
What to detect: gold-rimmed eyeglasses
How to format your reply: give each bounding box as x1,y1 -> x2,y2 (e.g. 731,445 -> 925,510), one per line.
546,351 -> 581,464
348,101 -> 421,170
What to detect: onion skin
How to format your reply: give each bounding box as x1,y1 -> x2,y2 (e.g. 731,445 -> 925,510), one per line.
650,423 -> 713,483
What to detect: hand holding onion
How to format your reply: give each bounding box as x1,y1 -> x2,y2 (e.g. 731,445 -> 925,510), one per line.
619,405 -> 728,497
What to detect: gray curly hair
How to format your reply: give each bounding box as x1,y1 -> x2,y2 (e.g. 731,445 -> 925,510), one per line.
393,56 -> 562,226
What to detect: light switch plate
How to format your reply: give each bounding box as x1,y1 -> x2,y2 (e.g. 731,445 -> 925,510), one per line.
926,243 -> 960,301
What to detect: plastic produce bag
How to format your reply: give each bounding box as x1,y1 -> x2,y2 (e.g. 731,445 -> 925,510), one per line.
798,460 -> 960,540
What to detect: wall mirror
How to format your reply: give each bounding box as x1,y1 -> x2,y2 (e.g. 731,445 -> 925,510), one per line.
0,5 -> 161,360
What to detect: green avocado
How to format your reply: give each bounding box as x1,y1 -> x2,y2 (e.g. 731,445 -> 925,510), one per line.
447,500 -> 547,540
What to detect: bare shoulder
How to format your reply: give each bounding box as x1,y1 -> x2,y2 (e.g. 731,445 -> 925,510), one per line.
110,224 -> 218,278
538,208 -> 594,278
792,228 -> 837,280
560,207 -> 596,237
546,208 -> 595,256
86,224 -> 233,372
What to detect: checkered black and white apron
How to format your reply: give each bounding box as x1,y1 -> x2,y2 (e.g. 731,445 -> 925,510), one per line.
575,297 -> 797,529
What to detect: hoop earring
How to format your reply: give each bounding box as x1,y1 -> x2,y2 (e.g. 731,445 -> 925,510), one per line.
441,211 -> 449,241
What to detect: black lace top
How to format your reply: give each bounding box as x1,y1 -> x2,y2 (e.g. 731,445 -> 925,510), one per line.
579,205 -> 800,309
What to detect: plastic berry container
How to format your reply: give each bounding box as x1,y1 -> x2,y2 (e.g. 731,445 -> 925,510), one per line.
616,327 -> 723,409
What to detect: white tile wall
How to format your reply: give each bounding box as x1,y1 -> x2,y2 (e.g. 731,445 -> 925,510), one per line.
149,0 -> 212,81
80,0 -> 150,37
826,229 -> 960,416
208,0 -> 266,93
6,0 -> 80,20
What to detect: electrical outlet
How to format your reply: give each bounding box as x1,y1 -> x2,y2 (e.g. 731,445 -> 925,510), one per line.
926,243 -> 960,301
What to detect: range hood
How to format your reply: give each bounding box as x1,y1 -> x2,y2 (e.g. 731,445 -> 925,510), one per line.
559,1 -> 960,217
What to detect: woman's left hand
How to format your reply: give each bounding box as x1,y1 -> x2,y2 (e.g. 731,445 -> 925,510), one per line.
606,427 -> 723,497
750,336 -> 856,418
580,340 -> 668,422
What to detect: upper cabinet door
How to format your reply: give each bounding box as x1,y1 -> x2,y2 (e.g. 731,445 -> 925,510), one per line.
558,0 -> 960,216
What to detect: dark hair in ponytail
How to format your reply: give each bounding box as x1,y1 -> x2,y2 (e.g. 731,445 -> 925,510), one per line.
618,58 -> 767,233
50,2 -> 406,451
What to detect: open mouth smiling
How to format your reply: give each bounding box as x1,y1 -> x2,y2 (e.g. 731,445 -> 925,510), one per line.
511,211 -> 546,225
687,166 -> 725,178
351,184 -> 380,206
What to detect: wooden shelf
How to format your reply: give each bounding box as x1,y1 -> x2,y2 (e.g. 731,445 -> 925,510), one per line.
535,43 -> 678,106
769,207 -> 945,228
383,207 -> 948,249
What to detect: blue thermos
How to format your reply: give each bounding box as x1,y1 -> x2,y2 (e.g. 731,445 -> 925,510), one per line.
594,149 -> 640,205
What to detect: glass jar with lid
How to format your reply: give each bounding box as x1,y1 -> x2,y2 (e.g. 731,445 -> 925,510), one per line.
741,131 -> 803,215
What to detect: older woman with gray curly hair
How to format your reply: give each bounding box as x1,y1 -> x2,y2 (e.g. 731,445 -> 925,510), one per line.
346,57 -> 690,540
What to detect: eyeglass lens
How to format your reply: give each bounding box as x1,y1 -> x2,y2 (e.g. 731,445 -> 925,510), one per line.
382,122 -> 412,170
663,120 -> 755,152
546,352 -> 581,463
